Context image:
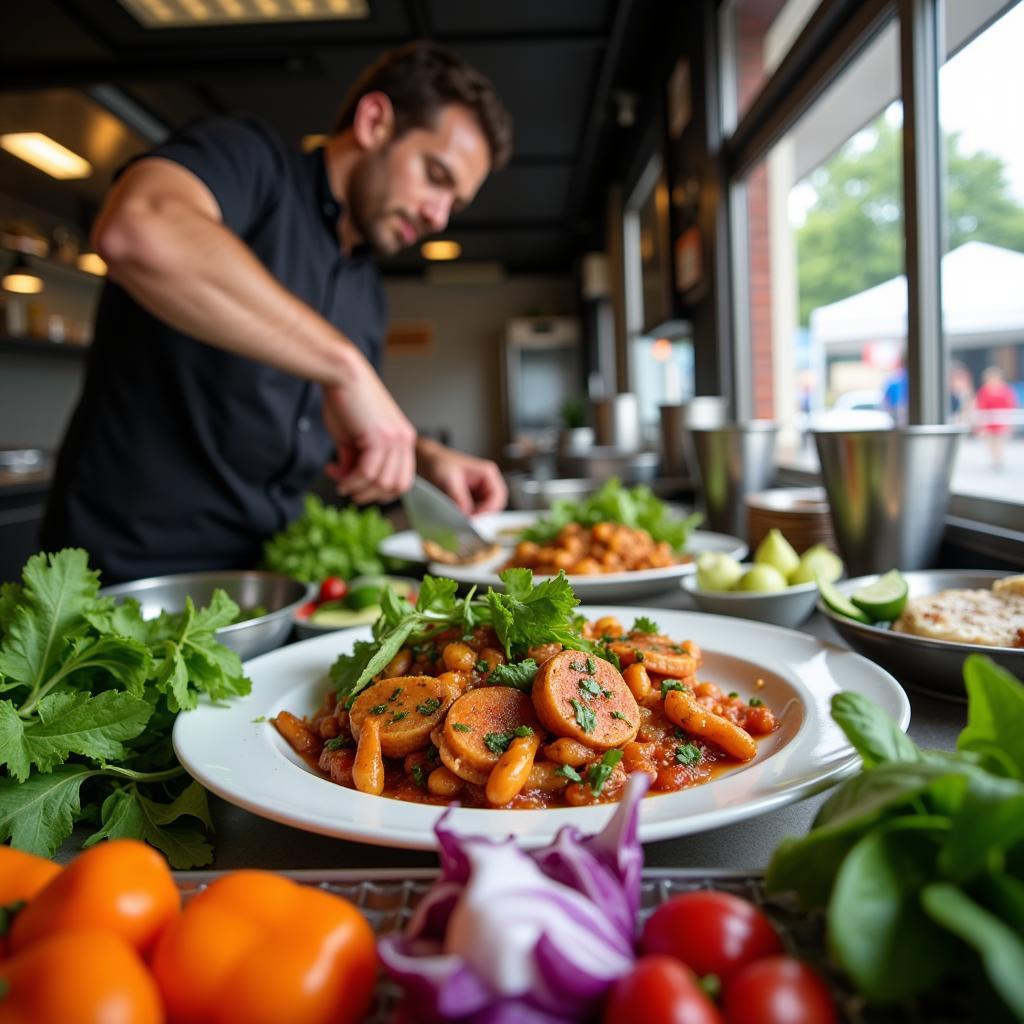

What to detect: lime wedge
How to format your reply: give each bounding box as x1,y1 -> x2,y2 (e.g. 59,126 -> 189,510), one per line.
851,570 -> 909,622
817,576 -> 870,623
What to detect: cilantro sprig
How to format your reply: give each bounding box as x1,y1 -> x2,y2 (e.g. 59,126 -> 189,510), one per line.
330,569 -> 607,705
0,549 -> 252,867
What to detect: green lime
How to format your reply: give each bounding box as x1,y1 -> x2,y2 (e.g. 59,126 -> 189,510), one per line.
345,584 -> 383,610
817,576 -> 870,623
851,570 -> 909,622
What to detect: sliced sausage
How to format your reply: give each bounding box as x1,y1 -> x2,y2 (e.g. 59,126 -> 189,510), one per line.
608,636 -> 701,678
442,687 -> 542,773
532,650 -> 639,750
349,676 -> 451,757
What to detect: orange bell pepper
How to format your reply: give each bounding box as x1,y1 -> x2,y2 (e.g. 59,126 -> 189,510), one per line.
0,846 -> 61,907
0,846 -> 62,956
151,870 -> 377,1024
10,839 -> 179,958
0,929 -> 165,1024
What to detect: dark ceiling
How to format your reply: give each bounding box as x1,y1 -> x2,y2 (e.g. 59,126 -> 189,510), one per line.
0,0 -> 670,276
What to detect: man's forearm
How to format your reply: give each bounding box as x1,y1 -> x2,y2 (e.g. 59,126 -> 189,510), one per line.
98,192 -> 364,388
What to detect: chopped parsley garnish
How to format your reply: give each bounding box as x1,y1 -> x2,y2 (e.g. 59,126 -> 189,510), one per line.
391,711 -> 408,722
635,650 -> 646,662
672,644 -> 686,654
749,697 -> 764,707
588,749 -> 624,794
426,745 -> 440,764
411,764 -> 427,788
489,659 -> 538,691
417,697 -> 442,716
570,698 -> 597,734
554,764 -> 583,782
569,660 -> 587,672
370,703 -> 388,715
661,679 -> 688,694
475,659 -> 490,673
586,657 -> 596,674
323,736 -> 353,750
484,731 -> 513,754
675,742 -> 702,766
484,725 -> 536,755
632,616 -> 660,634
728,691 -> 739,699
452,722 -> 472,733
389,687 -> 403,701
251,715 -> 267,723
578,676 -> 603,699
610,710 -> 632,724
602,689 -> 613,698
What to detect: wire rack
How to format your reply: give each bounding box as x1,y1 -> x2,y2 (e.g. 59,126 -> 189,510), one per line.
174,868 -> 965,1024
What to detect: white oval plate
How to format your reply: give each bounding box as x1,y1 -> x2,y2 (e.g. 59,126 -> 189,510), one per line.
173,606 -> 910,850
379,511 -> 748,601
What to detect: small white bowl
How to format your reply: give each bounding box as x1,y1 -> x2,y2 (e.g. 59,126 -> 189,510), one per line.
681,566 -> 819,628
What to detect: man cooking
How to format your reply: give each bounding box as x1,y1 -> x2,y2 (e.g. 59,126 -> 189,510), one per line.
41,41 -> 511,582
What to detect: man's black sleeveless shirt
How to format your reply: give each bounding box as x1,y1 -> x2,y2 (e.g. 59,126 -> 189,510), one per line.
42,117 -> 386,583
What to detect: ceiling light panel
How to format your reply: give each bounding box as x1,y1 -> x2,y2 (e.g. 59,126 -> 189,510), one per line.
0,133 -> 92,180
118,0 -> 368,27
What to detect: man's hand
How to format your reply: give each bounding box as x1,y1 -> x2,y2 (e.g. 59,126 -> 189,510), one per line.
416,437 -> 508,514
322,363 -> 417,504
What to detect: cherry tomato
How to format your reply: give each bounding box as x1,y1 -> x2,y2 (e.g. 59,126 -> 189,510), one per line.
722,956 -> 839,1024
10,838 -> 179,958
0,929 -> 165,1024
318,576 -> 348,604
641,890 -> 783,983
604,956 -> 724,1024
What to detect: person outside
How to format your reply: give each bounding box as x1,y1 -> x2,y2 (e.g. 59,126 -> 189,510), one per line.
973,365 -> 1018,470
41,42 -> 512,582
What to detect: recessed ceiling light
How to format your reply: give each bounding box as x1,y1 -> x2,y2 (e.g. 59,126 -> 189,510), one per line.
0,133 -> 92,180
421,240 -> 462,261
77,253 -> 108,276
118,0 -> 368,27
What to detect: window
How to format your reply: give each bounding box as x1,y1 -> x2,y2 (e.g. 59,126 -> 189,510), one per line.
719,0 -> 825,133
630,335 -> 696,435
731,22 -> 903,466
940,0 -> 1024,501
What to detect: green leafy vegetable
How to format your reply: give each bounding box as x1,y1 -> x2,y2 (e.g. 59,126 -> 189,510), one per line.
588,749 -> 623,795
520,478 -> 702,551
0,549 -> 252,867
484,731 -> 513,755
570,698 -> 596,734
488,659 -> 538,691
555,764 -> 582,783
661,679 -> 688,694
262,494 -> 395,584
675,742 -> 702,766
632,616 -> 660,635
417,698 -> 442,716
452,722 -> 472,733
766,655 -> 1024,1018
330,569 -> 606,705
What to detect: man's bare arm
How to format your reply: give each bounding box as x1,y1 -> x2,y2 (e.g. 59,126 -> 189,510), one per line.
93,157 -> 415,498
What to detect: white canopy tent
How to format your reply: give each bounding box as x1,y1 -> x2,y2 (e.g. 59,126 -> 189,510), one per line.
809,241 -> 1024,355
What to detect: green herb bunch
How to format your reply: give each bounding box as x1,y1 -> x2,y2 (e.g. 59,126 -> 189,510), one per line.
330,568 -> 612,705
767,655 -> 1024,1020
262,494 -> 395,584
0,549 -> 252,867
521,478 -> 702,551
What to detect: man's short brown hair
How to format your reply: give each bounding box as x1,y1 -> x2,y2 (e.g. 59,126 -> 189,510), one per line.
333,41 -> 513,170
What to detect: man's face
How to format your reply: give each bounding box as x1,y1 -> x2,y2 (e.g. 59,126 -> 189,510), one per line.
347,103 -> 491,256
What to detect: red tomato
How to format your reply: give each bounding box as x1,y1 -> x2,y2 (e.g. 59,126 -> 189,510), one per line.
641,891 -> 783,982
318,576 -> 348,604
722,956 -> 839,1024
604,956 -> 724,1024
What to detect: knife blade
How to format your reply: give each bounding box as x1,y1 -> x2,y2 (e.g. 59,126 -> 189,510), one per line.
400,476 -> 494,559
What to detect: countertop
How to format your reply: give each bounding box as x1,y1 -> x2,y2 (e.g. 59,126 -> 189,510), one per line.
201,591 -> 965,874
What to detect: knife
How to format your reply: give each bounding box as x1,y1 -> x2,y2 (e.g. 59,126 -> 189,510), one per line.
400,476 -> 495,560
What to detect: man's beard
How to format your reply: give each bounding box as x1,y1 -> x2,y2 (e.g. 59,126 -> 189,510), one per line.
347,149 -> 412,256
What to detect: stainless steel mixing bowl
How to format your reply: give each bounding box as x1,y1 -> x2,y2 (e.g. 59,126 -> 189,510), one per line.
100,570 -> 315,661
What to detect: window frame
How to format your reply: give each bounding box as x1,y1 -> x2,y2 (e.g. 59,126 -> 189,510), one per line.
711,0 -> 1024,561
